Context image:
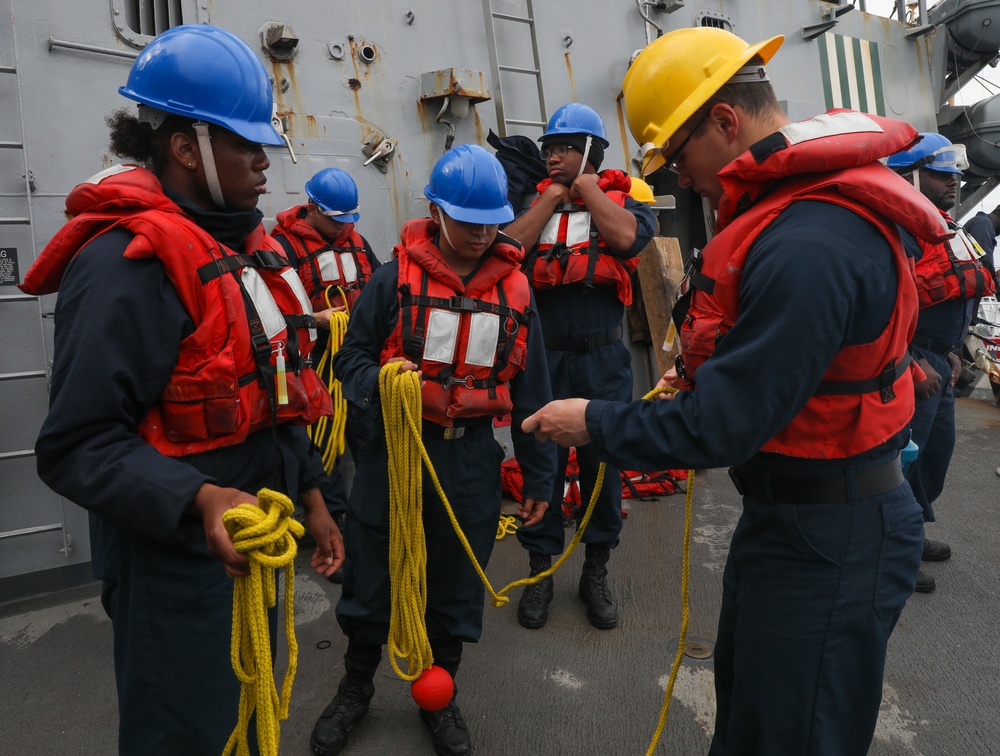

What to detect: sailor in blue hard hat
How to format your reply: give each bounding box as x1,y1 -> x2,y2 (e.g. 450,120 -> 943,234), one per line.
23,24 -> 344,752
310,143 -> 556,756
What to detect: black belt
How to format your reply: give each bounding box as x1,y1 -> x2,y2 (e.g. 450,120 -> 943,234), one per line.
543,325 -> 623,353
422,419 -> 493,440
728,455 -> 904,504
910,336 -> 956,356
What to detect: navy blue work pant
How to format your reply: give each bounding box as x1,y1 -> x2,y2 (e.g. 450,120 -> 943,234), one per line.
907,348 -> 956,523
516,339 -> 632,555
95,517 -> 272,756
708,480 -> 923,755
336,424 -> 505,645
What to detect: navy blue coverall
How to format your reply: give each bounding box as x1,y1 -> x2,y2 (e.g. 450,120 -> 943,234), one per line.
35,199 -> 328,756
903,231 -> 970,523
332,245 -> 557,648
582,201 -> 923,756
516,196 -> 656,556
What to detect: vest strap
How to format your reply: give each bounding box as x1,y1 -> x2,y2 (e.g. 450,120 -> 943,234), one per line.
814,355 -> 911,403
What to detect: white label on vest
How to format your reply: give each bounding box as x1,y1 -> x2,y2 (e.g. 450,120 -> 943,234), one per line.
539,214 -> 562,246
424,309 -> 460,364
317,250 -> 339,282
951,228 -> 983,261
339,252 -> 359,283
779,112 -> 882,146
242,268 -> 285,339
281,268 -> 318,342
565,212 -> 592,247
465,312 -> 499,367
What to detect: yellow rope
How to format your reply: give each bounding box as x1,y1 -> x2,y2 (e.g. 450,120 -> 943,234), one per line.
496,514 -> 519,540
221,489 -> 304,756
646,468 -> 694,756
377,368 -> 696,752
380,363 -> 433,681
308,286 -> 350,474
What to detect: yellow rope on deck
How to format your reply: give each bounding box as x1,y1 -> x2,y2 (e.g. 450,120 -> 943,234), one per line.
309,286 -> 350,473
221,488 -> 304,756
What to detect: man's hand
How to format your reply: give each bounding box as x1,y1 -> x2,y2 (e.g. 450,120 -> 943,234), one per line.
515,498 -> 549,527
946,352 -> 962,387
522,398 -> 591,447
655,367 -> 681,399
914,357 -> 942,400
301,487 -> 345,579
570,172 -> 601,200
191,483 -> 255,577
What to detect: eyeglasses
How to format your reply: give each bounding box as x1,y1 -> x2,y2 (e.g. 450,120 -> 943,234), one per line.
665,111 -> 711,176
540,144 -> 577,162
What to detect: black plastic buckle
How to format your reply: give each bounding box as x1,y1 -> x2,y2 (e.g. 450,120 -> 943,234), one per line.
449,296 -> 478,312
253,249 -> 287,269
879,358 -> 897,404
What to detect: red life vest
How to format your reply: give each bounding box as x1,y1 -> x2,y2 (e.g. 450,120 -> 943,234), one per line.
380,218 -> 534,426
524,169 -> 638,305
272,205 -> 374,311
678,111 -> 952,459
20,164 -> 332,456
914,210 -> 996,308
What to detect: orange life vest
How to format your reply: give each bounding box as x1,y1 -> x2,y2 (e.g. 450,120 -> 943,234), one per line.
272,205 -> 374,311
523,169 -> 638,305
20,165 -> 332,456
678,111 -> 951,459
380,218 -> 534,426
914,210 -> 996,308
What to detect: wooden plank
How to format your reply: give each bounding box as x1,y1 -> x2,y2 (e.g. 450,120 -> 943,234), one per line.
634,236 -> 685,378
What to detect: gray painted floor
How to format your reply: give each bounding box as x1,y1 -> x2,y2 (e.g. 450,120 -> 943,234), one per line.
2,392 -> 998,755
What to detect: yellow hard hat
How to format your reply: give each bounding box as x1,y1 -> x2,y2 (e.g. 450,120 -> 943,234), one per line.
628,177 -> 656,204
622,28 -> 784,176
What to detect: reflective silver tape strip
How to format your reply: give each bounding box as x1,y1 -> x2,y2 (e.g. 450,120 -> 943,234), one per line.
779,111 -> 882,146
281,268 -> 318,342
465,312 -> 499,367
338,252 -> 359,283
424,309 -> 460,364
242,268 -> 286,340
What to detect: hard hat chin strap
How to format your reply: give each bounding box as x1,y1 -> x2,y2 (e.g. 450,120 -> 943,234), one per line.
578,135 -> 593,178
193,121 -> 227,209
434,206 -> 457,251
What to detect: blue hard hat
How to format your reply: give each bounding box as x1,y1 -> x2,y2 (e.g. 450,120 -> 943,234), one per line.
119,24 -> 283,146
306,168 -> 360,223
887,132 -> 967,175
424,144 -> 514,225
539,103 -> 610,148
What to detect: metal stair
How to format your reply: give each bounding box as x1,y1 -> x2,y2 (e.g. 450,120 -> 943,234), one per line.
482,0 -> 548,136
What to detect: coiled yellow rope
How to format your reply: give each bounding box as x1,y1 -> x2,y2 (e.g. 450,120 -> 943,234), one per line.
380,363 -> 433,681
309,286 -> 350,473
221,488 -> 304,756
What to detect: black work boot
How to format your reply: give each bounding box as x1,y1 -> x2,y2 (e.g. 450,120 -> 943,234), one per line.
579,544 -> 618,629
517,552 -> 553,629
310,644 -> 380,756
419,693 -> 472,756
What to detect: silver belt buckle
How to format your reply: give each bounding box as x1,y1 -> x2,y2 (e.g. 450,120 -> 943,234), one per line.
442,426 -> 465,440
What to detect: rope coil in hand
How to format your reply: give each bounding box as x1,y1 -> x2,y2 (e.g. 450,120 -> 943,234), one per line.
309,286 -> 350,473
221,488 -> 304,756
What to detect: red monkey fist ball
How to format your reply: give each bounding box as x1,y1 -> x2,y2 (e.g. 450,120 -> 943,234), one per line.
411,665 -> 454,711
